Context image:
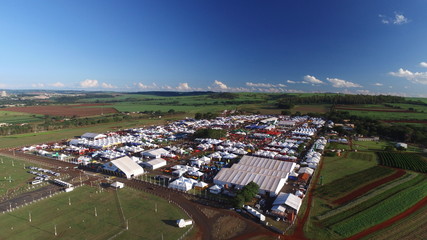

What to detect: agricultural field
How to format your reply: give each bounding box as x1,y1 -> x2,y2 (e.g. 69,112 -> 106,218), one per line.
328,176 -> 427,238
0,186 -> 190,240
315,166 -> 395,201
304,136 -> 427,240
292,104 -> 331,114
0,111 -> 44,124
2,104 -> 118,117
377,152 -> 427,173
335,109 -> 427,121
362,204 -> 427,240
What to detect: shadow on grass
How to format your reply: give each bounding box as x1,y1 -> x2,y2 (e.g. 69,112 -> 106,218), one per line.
162,219 -> 177,227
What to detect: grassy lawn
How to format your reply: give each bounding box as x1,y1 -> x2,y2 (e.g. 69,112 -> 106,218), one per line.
317,155 -> 377,185
0,186 -> 190,240
326,142 -> 352,151
0,156 -> 43,197
352,140 -> 390,151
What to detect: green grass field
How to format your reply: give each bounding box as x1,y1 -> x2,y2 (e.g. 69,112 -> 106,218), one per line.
0,156 -> 44,197
0,186 -> 190,240
292,104 -> 331,114
352,140 -> 390,151
0,111 -> 43,124
336,109 -> 427,120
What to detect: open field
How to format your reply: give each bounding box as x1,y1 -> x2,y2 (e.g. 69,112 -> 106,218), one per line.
352,140 -> 391,151
292,104 -> 331,114
316,155 -> 377,185
0,111 -> 44,124
2,104 -> 118,117
0,186 -> 189,240
335,109 -> 427,120
0,156 -> 41,197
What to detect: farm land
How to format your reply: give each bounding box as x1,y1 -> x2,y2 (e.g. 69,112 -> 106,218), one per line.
304,137 -> 427,240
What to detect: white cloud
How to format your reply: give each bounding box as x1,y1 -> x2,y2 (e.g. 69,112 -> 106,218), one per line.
80,79 -> 98,88
393,13 -> 409,25
0,83 -> 7,88
389,68 -> 427,84
176,83 -> 191,91
50,82 -> 65,87
245,82 -> 286,88
213,80 -> 228,90
373,83 -> 384,86
420,62 -> 427,68
136,82 -> 158,90
379,13 -> 409,25
287,80 -> 296,84
326,78 -> 362,88
31,83 -> 45,88
101,82 -> 116,89
303,75 -> 324,84
356,90 -> 373,95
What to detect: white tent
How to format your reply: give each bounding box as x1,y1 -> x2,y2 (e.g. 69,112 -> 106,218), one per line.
168,177 -> 195,192
111,181 -> 124,188
272,192 -> 302,213
103,156 -> 145,179
143,158 -> 167,170
209,185 -> 222,194
194,181 -> 208,189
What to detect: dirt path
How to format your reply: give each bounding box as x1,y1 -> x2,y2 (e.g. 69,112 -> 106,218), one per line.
290,157 -> 325,240
346,195 -> 427,240
332,169 -> 406,205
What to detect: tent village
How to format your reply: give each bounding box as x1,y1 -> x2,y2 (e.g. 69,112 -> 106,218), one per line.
19,114 -> 327,226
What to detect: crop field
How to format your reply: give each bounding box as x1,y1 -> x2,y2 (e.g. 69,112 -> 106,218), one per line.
315,166 -> 395,201
377,152 -> 427,173
2,104 -> 118,117
362,203 -> 427,240
316,172 -> 416,222
0,186 -> 189,240
0,111 -> 44,124
328,176 -> 427,238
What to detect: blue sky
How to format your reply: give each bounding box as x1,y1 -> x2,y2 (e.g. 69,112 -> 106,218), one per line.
1,0 -> 427,96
